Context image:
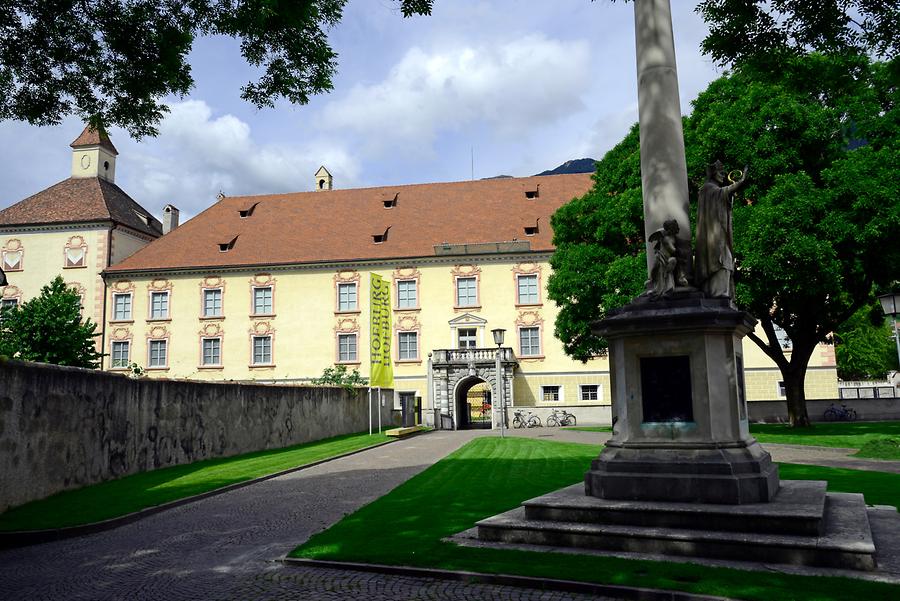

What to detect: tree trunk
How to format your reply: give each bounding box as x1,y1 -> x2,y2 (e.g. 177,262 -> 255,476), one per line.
783,365 -> 812,427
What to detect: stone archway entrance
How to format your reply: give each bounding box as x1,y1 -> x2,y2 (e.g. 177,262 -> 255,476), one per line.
429,347 -> 517,429
456,379 -> 493,429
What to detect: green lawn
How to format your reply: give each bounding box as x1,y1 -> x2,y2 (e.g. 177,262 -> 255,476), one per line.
568,421 -> 900,458
0,431 -> 392,531
751,421 -> 900,451
291,437 -> 900,601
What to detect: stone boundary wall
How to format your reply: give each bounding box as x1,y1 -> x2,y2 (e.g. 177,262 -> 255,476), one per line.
0,360 -> 392,513
748,398 -> 900,423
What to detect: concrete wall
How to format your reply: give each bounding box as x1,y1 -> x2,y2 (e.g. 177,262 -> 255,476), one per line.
749,397 -> 900,423
0,360 -> 392,513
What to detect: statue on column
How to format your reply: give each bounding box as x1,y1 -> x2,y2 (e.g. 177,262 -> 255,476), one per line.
648,219 -> 688,298
694,160 -> 748,299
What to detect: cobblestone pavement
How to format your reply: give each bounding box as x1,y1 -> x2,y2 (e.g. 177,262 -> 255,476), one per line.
0,430 -> 621,601
225,564 -> 620,601
2,426 -> 896,601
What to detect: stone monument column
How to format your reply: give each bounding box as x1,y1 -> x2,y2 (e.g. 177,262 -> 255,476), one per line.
634,0 -> 691,277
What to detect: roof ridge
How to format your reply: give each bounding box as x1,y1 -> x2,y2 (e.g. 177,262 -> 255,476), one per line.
223,172 -> 592,202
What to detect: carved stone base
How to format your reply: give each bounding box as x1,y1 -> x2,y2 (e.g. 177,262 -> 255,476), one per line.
584,440 -> 780,504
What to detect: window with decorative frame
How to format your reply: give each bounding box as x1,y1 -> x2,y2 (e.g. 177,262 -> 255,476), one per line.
252,286 -> 273,315
337,282 -> 358,312
203,288 -> 223,317
457,327 -> 478,349
63,237 -> 87,268
518,326 -> 541,357
398,331 -> 419,360
111,341 -> 130,368
148,339 -> 168,368
337,332 -> 358,362
252,335 -> 272,365
455,277 -> 477,307
580,384 -> 600,402
397,280 -> 417,309
516,274 -> 539,305
202,337 -> 222,366
112,293 -> 132,321
149,291 -> 169,319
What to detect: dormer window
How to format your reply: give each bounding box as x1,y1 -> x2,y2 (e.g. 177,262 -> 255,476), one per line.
218,236 -> 238,252
524,220 -> 539,236
373,227 -> 391,244
134,211 -> 149,225
383,193 -> 398,209
238,202 -> 259,218
524,186 -> 540,199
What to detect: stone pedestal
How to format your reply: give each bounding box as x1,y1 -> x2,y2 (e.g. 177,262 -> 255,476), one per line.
584,293 -> 779,504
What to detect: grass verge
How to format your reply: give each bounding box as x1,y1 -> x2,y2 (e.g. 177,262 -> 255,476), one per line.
291,437 -> 900,601
750,421 -> 900,450
855,437 -> 900,460
0,431 -> 392,531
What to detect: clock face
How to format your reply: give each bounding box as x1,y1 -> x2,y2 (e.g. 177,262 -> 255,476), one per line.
80,154 -> 91,169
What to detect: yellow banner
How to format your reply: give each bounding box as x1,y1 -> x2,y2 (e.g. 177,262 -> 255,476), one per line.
370,273 -> 393,388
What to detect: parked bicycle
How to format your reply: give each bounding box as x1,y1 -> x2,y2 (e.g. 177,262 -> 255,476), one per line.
546,408 -> 577,427
512,409 -> 542,428
823,403 -> 857,422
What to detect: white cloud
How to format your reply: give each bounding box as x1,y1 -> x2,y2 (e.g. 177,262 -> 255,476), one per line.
321,34 -> 591,156
117,101 -> 360,219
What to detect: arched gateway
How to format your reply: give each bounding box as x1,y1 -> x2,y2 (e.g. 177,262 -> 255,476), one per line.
429,347 -> 517,430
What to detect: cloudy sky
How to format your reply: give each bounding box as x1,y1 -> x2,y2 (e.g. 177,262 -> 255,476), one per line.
0,1 -> 724,222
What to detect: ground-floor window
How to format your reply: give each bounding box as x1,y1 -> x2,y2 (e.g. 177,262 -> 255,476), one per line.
542,385 -> 561,402
202,337 -> 222,366
398,331 -> 418,360
338,333 -> 358,362
252,335 -> 272,365
111,341 -> 130,367
580,384 -> 599,401
148,339 -> 167,368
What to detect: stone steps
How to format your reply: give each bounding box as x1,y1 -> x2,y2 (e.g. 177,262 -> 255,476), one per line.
523,481 -> 826,536
476,482 -> 876,571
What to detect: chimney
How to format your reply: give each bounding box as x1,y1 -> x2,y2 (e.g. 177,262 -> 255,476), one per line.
163,204 -> 180,234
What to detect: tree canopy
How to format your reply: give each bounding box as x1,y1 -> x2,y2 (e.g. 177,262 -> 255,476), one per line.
697,0 -> 899,70
0,0 -> 433,138
0,276 -> 102,368
835,303 -> 899,381
3,1 -> 896,137
549,52 -> 899,425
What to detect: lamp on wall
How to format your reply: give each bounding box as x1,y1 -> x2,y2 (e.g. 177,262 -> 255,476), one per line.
491,328 -> 507,438
877,292 -> 900,372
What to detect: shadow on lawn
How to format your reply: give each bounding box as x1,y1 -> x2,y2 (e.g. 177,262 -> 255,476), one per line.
0,432 -> 388,531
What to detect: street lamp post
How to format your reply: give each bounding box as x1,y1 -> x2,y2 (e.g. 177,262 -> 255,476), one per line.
877,292 -> 900,373
491,328 -> 506,439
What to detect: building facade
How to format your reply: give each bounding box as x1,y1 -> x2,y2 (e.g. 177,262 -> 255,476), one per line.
0,126 -> 164,353
102,172 -> 838,428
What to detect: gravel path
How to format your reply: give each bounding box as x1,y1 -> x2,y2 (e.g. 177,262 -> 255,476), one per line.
0,430 -> 620,601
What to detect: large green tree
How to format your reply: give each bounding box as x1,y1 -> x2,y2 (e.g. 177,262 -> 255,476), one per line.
0,276 -> 102,368
3,1 -> 897,137
835,303 -> 899,381
0,0 -> 434,138
550,52 -> 899,426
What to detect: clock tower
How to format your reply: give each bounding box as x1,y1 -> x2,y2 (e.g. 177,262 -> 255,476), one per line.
70,124 -> 118,183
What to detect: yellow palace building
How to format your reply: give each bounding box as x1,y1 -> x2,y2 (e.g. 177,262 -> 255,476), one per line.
0,126 -> 164,353
1,130 -> 838,428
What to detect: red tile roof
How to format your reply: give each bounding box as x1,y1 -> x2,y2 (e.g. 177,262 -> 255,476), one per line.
107,173 -> 593,273
70,125 -> 118,155
0,177 -> 162,236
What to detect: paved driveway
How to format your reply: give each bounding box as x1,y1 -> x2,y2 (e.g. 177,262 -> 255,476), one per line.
0,430 -> 618,601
